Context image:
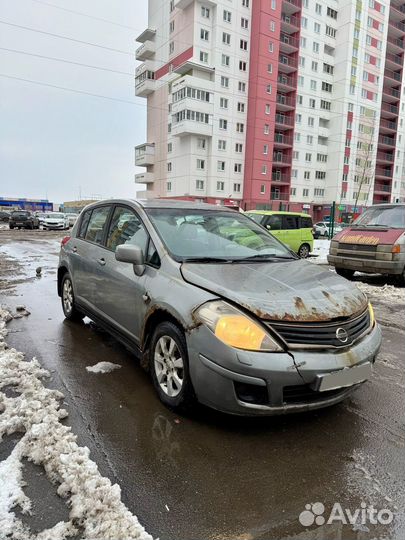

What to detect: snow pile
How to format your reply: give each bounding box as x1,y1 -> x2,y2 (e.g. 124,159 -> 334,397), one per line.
86,362 -> 121,374
309,239 -> 331,265
0,308 -> 152,540
357,283 -> 404,302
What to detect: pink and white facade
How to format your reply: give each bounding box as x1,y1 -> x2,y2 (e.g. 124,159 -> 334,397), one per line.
135,0 -> 405,218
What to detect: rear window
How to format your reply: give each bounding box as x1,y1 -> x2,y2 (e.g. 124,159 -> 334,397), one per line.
300,216 -> 313,228
12,211 -> 29,217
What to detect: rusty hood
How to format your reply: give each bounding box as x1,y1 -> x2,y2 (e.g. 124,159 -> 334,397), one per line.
181,259 -> 368,322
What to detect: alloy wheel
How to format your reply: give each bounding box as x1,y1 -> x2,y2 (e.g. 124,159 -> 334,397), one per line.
154,336 -> 184,397
62,279 -> 73,315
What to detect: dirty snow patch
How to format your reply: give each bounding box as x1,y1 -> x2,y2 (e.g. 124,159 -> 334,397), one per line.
0,307 -> 152,540
86,361 -> 122,374
309,239 -> 330,265
356,282 -> 404,302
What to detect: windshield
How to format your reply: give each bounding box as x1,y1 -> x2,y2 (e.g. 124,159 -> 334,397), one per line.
352,206 -> 405,228
46,213 -> 65,219
147,208 -> 297,261
12,211 -> 29,216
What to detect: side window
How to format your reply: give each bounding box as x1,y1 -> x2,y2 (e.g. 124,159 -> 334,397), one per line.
106,206 -> 148,253
146,239 -> 161,267
78,209 -> 92,238
300,216 -> 313,228
84,206 -> 111,245
282,215 -> 299,230
265,214 -> 282,230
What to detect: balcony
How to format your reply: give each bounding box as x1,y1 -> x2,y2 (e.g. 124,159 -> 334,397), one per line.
135,63 -> 155,97
384,68 -> 402,85
275,113 -> 294,130
279,33 -> 300,53
375,167 -> 393,179
171,115 -> 213,138
135,172 -> 154,184
378,135 -> 396,148
281,13 -> 300,33
135,143 -> 155,166
385,52 -> 403,68
381,102 -> 399,117
379,118 -> 397,133
376,151 -> 395,163
374,183 -> 392,194
136,28 -> 156,44
389,19 -> 405,37
274,133 -> 293,147
282,0 -> 302,16
272,152 -> 291,166
270,189 -> 289,201
387,35 -> 405,52
276,93 -> 295,111
382,86 -> 401,102
272,171 -> 291,184
278,54 -> 298,73
136,40 -> 155,61
277,74 -> 296,91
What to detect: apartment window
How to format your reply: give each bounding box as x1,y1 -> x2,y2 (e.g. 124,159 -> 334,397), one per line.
237,102 -> 245,112
305,153 -> 312,162
217,181 -> 225,191
240,39 -> 248,50
307,135 -> 313,144
167,182 -> 172,191
200,29 -> 209,41
317,153 -> 327,162
218,139 -> 226,150
271,0 -> 276,9
315,171 -> 326,179
290,187 -> 296,196
197,159 -> 205,170
264,124 -> 270,134
201,6 -> 210,18
323,63 -> 334,75
223,10 -> 232,23
325,26 -> 336,38
268,42 -> 274,52
270,20 -> 275,32
299,56 -> 305,67
313,42 -> 319,53
314,22 -> 321,33
238,82 -> 246,92
241,17 -> 249,29
293,151 -> 299,160
311,61 -> 318,72
239,61 -> 247,71
197,138 -> 206,149
297,94 -> 303,105
261,165 -> 267,175
322,82 -> 332,92
315,3 -> 322,14
301,17 -> 308,29
327,7 -> 338,19
267,63 -> 273,74
266,84 -> 272,94
351,65 -> 357,76
291,169 -> 298,178
169,21 -> 175,33
295,132 -> 301,142
242,0 -> 249,7
296,114 -> 302,124
220,97 -> 228,108
169,41 -> 175,54
303,189 -> 309,197
222,54 -> 230,66
167,162 -> 172,172
196,180 -> 204,190
235,143 -> 243,153
348,103 -> 354,112
222,32 -> 231,45
304,171 -> 310,179
219,119 -> 228,130
320,100 -> 331,110
199,51 -> 208,63
300,37 -> 307,48
265,104 -> 271,115
170,0 -> 174,12
298,76 -> 304,87
260,184 -> 266,195
314,188 -> 325,196
263,144 -> 269,154
221,76 -> 229,88
309,98 -> 316,108
217,161 -> 226,172
168,123 -> 171,133
310,80 -> 317,91
308,117 -> 314,127
236,122 -> 244,133
234,163 -> 242,173
234,183 -> 241,193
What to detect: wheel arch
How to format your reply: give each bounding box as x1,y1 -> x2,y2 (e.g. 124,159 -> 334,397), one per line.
57,266 -> 69,297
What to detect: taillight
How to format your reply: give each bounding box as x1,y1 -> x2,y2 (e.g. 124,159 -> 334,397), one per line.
61,236 -> 71,247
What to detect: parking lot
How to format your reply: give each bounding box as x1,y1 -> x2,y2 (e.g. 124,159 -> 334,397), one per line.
0,227 -> 404,540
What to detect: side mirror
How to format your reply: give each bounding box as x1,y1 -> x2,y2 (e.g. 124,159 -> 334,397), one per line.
115,244 -> 145,276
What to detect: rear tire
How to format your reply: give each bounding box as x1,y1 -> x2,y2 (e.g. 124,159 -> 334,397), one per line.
298,243 -> 310,258
9,225 -> 14,230
150,321 -> 196,412
335,268 -> 355,280
61,274 -> 84,322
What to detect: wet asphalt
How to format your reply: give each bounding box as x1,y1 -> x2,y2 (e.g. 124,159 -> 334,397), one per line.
0,228 -> 404,540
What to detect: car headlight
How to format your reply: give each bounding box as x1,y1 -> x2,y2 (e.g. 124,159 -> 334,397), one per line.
194,300 -> 282,352
368,302 -> 375,327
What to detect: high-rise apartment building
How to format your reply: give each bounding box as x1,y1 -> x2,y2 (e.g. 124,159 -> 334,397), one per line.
135,0 -> 405,219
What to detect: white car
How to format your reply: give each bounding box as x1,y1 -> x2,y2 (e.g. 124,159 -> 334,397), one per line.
313,222 -> 343,238
66,213 -> 79,227
43,212 -> 70,230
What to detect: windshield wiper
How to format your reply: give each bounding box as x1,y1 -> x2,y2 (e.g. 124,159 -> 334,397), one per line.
353,223 -> 390,228
233,254 -> 296,262
182,257 -> 234,263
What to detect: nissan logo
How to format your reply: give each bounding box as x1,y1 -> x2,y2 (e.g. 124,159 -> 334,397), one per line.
336,327 -> 349,343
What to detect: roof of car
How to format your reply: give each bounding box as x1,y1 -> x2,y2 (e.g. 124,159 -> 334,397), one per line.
246,210 -> 311,217
81,198 -> 236,212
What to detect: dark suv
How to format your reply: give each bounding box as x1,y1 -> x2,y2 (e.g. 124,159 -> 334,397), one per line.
9,211 -> 40,230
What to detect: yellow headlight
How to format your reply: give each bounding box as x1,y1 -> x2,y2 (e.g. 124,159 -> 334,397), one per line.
195,301 -> 282,352
368,302 -> 375,326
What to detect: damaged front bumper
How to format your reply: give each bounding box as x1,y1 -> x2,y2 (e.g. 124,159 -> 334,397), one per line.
186,324 -> 382,416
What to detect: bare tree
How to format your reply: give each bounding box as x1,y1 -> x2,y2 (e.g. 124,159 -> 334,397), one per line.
352,116 -> 377,214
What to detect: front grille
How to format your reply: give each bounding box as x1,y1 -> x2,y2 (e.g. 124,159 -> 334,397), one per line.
336,243 -> 378,260
267,309 -> 370,348
283,384 -> 351,405
338,243 -> 377,252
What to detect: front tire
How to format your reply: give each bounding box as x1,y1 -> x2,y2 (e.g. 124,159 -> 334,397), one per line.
61,274 -> 84,321
298,243 -> 310,258
335,268 -> 355,279
150,322 -> 196,412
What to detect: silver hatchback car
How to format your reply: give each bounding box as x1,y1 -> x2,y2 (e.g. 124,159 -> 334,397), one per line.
58,200 -> 381,416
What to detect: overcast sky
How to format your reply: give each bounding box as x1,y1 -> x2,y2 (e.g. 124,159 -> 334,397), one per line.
0,0 -> 148,203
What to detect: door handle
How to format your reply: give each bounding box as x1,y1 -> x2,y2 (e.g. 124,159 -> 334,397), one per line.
97,258 -> 106,266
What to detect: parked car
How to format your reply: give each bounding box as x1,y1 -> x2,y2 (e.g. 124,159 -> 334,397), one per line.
9,210 -> 40,229
43,212 -> 70,230
245,211 -> 314,258
313,222 -> 343,239
328,203 -> 405,282
67,213 -> 79,227
58,200 -> 381,416
35,212 -> 48,226
0,211 -> 10,222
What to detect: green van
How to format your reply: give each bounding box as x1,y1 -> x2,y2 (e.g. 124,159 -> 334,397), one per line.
245,211 -> 314,258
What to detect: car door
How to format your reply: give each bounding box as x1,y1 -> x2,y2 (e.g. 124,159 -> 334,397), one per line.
68,205 -> 112,310
281,214 -> 300,252
94,205 -> 153,345
263,214 -> 283,241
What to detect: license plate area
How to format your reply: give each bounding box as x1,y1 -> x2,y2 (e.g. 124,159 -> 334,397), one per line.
314,362 -> 372,392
